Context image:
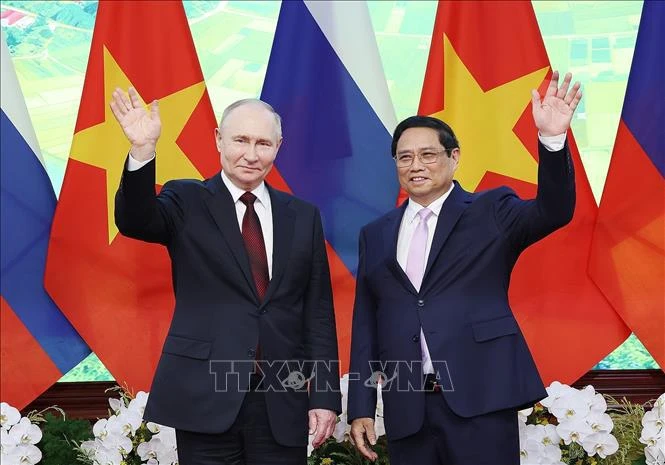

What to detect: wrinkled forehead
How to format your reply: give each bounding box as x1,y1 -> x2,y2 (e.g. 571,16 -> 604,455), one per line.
396,127 -> 441,152
219,102 -> 281,140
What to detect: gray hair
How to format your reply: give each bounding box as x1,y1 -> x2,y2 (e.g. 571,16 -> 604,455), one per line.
219,98 -> 283,139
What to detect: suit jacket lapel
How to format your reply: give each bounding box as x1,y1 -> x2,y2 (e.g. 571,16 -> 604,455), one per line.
260,186 -> 295,308
203,173 -> 258,303
383,202 -> 418,295
422,182 -> 472,285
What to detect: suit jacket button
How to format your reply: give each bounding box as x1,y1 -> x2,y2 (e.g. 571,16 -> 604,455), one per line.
247,349 -> 256,357
260,308 -> 267,314
412,335 -> 420,342
417,299 -> 425,307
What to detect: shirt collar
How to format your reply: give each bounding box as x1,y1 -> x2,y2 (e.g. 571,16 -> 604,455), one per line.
220,170 -> 269,207
404,182 -> 455,224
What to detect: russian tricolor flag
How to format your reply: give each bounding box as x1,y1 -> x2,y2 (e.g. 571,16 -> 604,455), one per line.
261,0 -> 399,372
589,0 -> 664,368
1,32 -> 89,408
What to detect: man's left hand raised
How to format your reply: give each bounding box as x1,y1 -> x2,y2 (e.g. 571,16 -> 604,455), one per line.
531,70 -> 583,136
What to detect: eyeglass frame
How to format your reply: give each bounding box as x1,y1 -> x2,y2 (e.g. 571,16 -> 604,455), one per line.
392,147 -> 456,168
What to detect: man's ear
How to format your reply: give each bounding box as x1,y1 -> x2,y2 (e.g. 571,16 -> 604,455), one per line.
214,128 -> 222,152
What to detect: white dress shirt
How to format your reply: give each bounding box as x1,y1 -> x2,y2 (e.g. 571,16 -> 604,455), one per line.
395,132 -> 566,374
127,154 -> 274,278
396,184 -> 454,375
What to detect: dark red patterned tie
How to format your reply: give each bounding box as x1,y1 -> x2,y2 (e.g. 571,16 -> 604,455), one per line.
239,192 -> 269,301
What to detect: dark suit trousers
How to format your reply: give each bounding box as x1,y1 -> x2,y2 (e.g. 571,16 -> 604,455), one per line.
176,388 -> 307,465
387,391 -> 519,465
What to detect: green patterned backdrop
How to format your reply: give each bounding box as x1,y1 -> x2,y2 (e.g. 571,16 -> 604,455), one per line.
0,1 -> 657,381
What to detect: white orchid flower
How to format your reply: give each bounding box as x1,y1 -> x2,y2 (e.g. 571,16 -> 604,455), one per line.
4,443 -> 42,465
7,417 -> 42,445
154,426 -> 177,446
541,381 -> 573,408
137,438 -> 161,461
128,391 -> 149,415
519,437 -> 544,464
99,429 -> 133,455
528,423 -> 560,447
518,408 -> 533,424
541,443 -> 563,462
79,439 -> 99,458
1,427 -> 16,452
643,408 -> 665,434
0,403 -> 20,431
556,417 -> 593,445
332,413 -> 349,443
590,393 -> 607,414
550,392 -> 590,422
645,436 -> 665,465
93,418 -> 110,439
147,422 -> 162,434
107,410 -> 142,437
587,412 -> 613,434
93,443 -> 124,465
108,398 -> 124,414
640,422 -> 662,446
581,432 -> 619,458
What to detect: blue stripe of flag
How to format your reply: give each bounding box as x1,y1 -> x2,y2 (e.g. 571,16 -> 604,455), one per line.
1,110 -> 90,374
621,0 -> 664,178
261,0 -> 399,276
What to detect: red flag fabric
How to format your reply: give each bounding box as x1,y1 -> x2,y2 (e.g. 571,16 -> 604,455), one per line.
45,0 -> 219,390
1,297 -> 62,408
589,1 -> 665,368
415,0 -> 630,384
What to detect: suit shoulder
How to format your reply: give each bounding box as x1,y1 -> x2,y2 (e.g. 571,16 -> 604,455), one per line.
361,207 -> 404,234
471,185 -> 520,203
162,178 -> 207,192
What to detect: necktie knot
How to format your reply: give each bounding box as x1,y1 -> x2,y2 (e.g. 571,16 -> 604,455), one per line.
417,208 -> 433,223
240,192 -> 257,207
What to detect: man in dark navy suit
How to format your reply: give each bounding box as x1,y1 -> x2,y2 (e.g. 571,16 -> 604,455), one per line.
111,89 -> 341,465
347,71 -> 582,464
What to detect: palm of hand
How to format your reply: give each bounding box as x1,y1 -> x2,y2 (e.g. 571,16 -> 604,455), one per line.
120,107 -> 161,147
534,94 -> 574,136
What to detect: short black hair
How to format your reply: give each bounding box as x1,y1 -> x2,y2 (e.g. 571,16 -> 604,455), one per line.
391,115 -> 459,158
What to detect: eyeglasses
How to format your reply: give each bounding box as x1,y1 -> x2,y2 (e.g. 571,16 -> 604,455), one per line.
393,148 -> 451,168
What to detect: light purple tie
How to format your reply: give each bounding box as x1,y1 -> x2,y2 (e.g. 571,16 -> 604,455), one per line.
405,207 -> 435,374
406,208 -> 433,290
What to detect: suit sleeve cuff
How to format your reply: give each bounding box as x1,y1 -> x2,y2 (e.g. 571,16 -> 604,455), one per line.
538,132 -> 566,152
127,152 -> 155,171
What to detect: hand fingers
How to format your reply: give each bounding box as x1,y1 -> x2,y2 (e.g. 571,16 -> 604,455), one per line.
111,88 -> 128,116
365,424 -> 377,446
563,81 -> 581,105
308,411 -> 318,435
556,72 -> 573,99
149,100 -> 160,119
128,87 -> 144,109
352,429 -> 377,461
531,89 -> 541,110
325,417 -> 336,440
312,427 -> 326,448
109,99 -> 124,122
569,89 -> 583,112
545,70 -> 559,97
119,88 -> 133,112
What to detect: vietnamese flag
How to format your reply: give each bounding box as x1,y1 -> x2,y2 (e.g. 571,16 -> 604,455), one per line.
589,1 -> 664,368
415,1 -> 631,384
45,0 -> 219,390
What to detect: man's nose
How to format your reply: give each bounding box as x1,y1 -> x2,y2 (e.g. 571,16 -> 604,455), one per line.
244,144 -> 260,162
410,157 -> 426,171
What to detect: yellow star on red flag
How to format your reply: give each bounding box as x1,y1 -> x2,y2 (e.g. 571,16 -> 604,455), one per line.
70,47 -> 205,243
431,35 -> 548,191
